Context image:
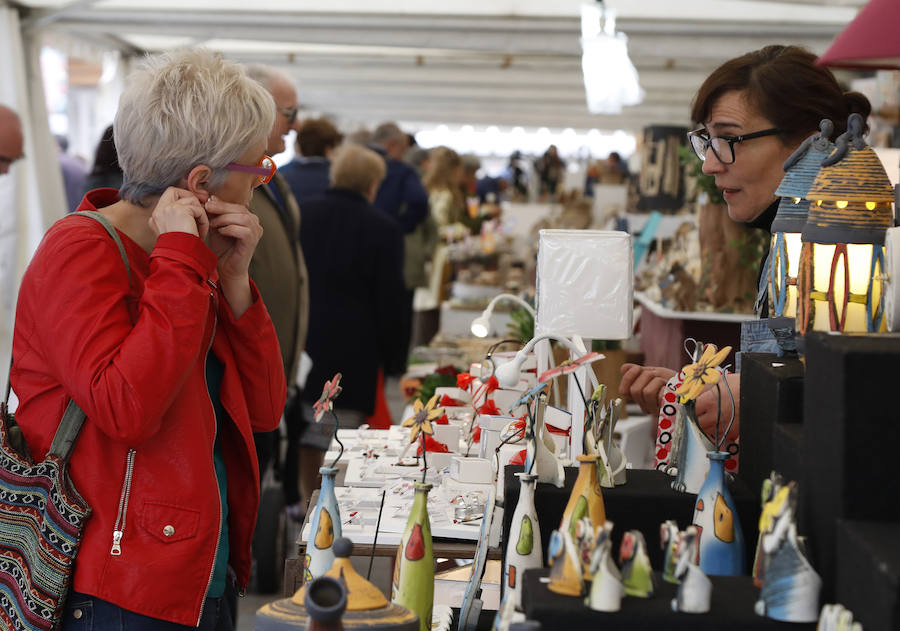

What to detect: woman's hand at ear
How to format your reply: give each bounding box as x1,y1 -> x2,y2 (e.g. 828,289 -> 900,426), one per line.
203,195 -> 263,318
149,187 -> 210,240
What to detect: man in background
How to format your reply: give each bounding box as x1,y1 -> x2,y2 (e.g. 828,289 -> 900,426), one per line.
245,64 -> 310,523
279,116 -> 342,208
0,106 -> 24,175
369,122 -> 429,373
55,135 -> 87,211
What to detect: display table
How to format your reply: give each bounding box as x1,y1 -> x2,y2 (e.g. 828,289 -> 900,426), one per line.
502,466 -> 760,571
634,291 -> 752,370
522,568 -> 815,630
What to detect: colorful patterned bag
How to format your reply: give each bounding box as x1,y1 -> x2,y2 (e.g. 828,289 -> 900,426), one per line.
0,211 -> 130,630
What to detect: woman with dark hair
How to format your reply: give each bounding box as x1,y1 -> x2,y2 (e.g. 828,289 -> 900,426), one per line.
620,45 -> 871,439
82,124 -> 124,194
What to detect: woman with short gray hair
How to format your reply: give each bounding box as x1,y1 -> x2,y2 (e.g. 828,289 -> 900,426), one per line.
11,48 -> 286,629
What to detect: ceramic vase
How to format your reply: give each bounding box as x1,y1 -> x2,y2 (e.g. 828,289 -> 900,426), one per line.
392,482 -> 434,631
671,403 -> 714,494
692,451 -> 745,576
504,472 -> 542,610
555,454 -> 605,579
305,466 -> 342,583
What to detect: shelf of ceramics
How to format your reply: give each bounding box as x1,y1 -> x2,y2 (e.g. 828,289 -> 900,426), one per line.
634,291 -> 756,323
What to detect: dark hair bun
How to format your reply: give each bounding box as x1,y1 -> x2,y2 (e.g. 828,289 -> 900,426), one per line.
844,91 -> 872,132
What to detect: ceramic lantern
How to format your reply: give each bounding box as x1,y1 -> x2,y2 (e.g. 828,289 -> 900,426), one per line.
769,120 -> 836,318
797,113 -> 894,334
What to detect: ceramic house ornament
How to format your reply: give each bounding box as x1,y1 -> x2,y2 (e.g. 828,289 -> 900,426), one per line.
585,521 -> 624,612
755,480 -> 822,623
620,530 -> 654,597
753,471 -> 785,586
504,472 -> 542,610
671,526 -> 711,614
547,518 -> 593,597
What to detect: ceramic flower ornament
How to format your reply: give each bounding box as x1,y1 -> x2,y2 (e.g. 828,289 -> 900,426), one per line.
675,344 -> 731,403
402,394 -> 444,444
313,373 -> 343,422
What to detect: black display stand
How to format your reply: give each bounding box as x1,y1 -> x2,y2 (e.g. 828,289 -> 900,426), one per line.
521,568 -> 815,630
502,466 -> 760,571
802,333 -> 900,603
738,352 -> 805,496
835,519 -> 900,630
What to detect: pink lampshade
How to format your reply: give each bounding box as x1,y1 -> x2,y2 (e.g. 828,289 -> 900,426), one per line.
818,0 -> 900,70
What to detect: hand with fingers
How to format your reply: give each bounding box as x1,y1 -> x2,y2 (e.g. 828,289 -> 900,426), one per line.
203,195 -> 263,318
149,187 -> 210,239
695,372 -> 741,442
619,363 -> 677,415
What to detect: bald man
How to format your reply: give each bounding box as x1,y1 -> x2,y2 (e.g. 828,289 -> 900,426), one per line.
0,105 -> 24,175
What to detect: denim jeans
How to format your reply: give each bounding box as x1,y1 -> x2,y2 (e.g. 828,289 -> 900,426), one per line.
736,319 -> 783,372
63,589 -> 234,631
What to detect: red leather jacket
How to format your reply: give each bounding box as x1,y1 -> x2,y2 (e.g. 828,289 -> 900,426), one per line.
11,190 -> 285,625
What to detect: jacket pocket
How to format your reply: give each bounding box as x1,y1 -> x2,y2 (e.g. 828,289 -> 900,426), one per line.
139,501 -> 200,544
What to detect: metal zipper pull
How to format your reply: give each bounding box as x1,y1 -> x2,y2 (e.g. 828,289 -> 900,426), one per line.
110,530 -> 123,555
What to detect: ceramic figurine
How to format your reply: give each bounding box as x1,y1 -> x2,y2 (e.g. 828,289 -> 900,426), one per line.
585,521 -> 624,612
671,526 -> 711,614
620,530 -> 654,598
547,518 -> 593,597
753,471 -> 785,587
755,481 -> 822,623
392,482 -> 434,631
585,386 -> 626,487
660,520 -> 681,584
526,392 -> 564,487
305,466 -> 342,582
817,603 -> 863,631
692,451 -> 745,576
553,454 -> 606,578
504,472 -> 542,610
668,402 -> 715,493
583,383 -> 607,458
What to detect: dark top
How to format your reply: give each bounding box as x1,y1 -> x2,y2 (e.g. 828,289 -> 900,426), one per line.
370,146 -> 429,234
299,188 -> 406,414
278,157 -> 331,208
748,199 -> 780,318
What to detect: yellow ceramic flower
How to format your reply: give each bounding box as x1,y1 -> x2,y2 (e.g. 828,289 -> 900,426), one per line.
675,343 -> 732,403
402,394 -> 444,444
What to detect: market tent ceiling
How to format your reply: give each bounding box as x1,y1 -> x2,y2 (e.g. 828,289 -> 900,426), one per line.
13,0 -> 865,132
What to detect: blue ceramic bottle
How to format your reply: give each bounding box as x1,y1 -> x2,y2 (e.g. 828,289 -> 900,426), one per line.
304,466 -> 342,582
692,451 -> 745,576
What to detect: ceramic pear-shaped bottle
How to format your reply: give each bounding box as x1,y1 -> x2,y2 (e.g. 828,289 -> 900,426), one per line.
554,454 -> 605,577
304,466 -> 342,583
392,482 -> 434,631
504,472 -> 542,610
692,451 -> 745,576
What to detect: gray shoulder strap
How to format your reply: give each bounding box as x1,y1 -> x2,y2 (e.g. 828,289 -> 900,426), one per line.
73,210 -> 132,288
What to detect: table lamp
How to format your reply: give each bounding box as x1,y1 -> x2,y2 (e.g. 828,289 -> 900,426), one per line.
797,114 -> 894,334
470,293 -> 535,338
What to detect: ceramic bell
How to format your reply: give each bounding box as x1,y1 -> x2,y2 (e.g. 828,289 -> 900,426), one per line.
256,537 -> 418,631
526,392 -> 564,487
392,482 -> 434,631
670,526 -> 711,614
304,466 -> 342,582
547,518 -> 594,597
660,520 -> 681,584
585,521 -> 624,612
504,472 -> 542,610
754,481 -> 821,623
692,451 -> 745,576
620,530 -> 654,598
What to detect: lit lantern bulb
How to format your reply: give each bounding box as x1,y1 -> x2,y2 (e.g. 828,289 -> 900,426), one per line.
792,197 -> 801,204
836,200 -> 848,209
866,201 -> 876,210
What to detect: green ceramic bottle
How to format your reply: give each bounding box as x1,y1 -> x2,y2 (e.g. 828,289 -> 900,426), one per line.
392,482 -> 434,631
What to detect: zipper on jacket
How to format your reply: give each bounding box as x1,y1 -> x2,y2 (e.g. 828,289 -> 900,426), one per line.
197,282 -> 221,625
110,449 -> 136,555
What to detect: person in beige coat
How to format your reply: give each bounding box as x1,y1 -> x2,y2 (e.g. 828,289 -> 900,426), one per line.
245,64 -> 311,522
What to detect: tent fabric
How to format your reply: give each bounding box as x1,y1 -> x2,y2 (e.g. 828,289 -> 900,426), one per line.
818,0 -> 900,70
0,6 -> 67,378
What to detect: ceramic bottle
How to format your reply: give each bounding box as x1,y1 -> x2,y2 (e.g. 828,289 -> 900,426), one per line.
392,482 -> 434,631
504,472 -> 542,610
305,466 -> 342,583
692,451 -> 745,576
555,454 -> 605,578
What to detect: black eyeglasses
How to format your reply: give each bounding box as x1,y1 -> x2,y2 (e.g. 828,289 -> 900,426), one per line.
687,127 -> 782,164
278,106 -> 299,124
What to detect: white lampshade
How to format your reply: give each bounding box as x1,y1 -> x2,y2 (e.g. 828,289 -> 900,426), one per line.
535,229 -> 633,340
